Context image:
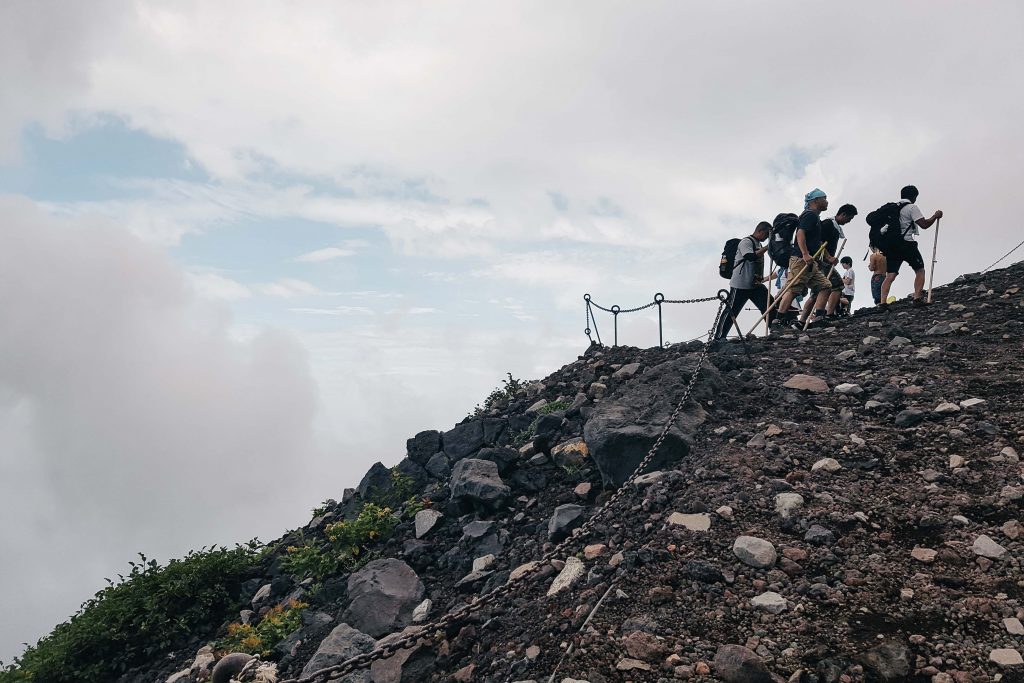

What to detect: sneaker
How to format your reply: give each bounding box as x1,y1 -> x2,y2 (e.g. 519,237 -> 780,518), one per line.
912,298 -> 929,308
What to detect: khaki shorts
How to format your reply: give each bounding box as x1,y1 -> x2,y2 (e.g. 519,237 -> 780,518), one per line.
786,255 -> 831,296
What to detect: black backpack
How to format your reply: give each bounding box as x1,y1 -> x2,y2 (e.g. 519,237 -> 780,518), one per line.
719,238 -> 742,278
767,213 -> 799,268
866,202 -> 906,251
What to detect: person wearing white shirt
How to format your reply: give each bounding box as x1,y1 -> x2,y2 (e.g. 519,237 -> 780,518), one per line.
879,185 -> 943,308
839,256 -> 855,314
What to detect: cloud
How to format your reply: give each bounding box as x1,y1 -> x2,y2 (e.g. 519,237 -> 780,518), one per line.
293,247 -> 356,262
186,271 -> 252,301
257,278 -> 333,298
289,306 -> 374,316
0,196 -> 328,660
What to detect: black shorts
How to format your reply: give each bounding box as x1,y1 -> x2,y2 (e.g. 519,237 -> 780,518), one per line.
885,241 -> 925,274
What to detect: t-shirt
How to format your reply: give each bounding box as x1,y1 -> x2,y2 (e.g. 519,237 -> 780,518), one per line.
840,266 -> 855,296
898,200 -> 925,242
730,236 -> 762,289
796,209 -> 823,256
820,218 -> 843,259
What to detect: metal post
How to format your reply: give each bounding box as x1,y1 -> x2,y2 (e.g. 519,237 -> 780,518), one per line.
654,293 -> 664,347
611,305 -> 620,346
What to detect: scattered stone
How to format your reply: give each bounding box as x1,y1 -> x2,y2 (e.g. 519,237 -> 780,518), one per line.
733,536 -> 777,569
836,349 -> 858,361
960,398 -> 986,410
783,374 -> 829,393
1005,618 -> 1024,635
934,402 -> 961,414
712,644 -> 773,683
834,383 -> 863,396
411,599 -> 431,623
895,409 -> 925,428
925,322 -> 955,336
301,624 -> 375,679
972,534 -> 1008,560
989,648 -> 1024,667
775,492 -> 804,519
414,509 -> 443,539
547,556 -> 585,596
573,482 -> 592,498
449,458 -> 510,511
811,457 -> 842,472
746,432 -> 767,449
548,504 -> 586,541
583,543 -> 607,560
751,591 -> 788,614
804,525 -> 835,546
667,512 -> 711,531
613,362 -> 642,379
912,547 -> 938,563
860,640 -> 911,680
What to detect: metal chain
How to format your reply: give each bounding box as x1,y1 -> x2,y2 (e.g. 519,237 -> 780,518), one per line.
281,296 -> 729,683
588,294 -> 719,313
981,237 -> 1024,274
662,295 -> 719,304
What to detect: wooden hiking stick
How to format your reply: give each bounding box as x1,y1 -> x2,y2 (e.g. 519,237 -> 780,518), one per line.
746,243 -> 827,336
802,238 -> 847,331
927,218 -> 941,303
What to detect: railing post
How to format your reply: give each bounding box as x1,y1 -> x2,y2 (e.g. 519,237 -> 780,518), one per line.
654,293 -> 665,347
611,305 -> 620,347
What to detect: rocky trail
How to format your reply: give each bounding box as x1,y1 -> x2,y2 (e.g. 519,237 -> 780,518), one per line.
147,262 -> 1024,683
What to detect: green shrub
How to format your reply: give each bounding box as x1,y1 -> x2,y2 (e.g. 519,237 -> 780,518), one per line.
281,503 -> 399,582
0,544 -> 258,683
216,600 -> 308,658
472,372 -> 526,416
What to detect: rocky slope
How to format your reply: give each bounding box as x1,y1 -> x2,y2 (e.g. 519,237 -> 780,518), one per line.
153,261 -> 1024,683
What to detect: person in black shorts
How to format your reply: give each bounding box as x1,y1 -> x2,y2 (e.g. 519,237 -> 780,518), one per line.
879,185 -> 943,309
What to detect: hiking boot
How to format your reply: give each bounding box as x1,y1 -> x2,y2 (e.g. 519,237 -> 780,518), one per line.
912,298 -> 929,308
878,302 -> 890,312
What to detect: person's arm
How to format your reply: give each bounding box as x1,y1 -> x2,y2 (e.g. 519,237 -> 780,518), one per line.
915,212 -> 943,229
796,229 -> 812,263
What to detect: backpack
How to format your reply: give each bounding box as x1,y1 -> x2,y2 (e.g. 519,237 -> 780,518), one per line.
767,213 -> 799,268
719,238 -> 742,279
866,202 -> 906,251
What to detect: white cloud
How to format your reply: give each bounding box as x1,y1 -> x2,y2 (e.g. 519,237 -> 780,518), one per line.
289,306 -> 374,316
257,278 -> 333,298
186,271 -> 252,301
293,247 -> 356,262
0,196 -> 331,660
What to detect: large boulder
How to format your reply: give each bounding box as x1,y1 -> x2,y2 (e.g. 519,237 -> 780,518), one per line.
369,628 -> 436,683
394,457 -> 429,494
341,559 -> 425,638
583,356 -> 721,486
548,504 -> 586,541
301,623 -> 375,682
406,430 -> 442,465
449,458 -> 510,511
357,462 -> 393,502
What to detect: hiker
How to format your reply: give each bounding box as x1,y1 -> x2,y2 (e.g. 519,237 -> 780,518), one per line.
798,203 -> 857,324
839,256 -> 855,314
715,221 -> 773,340
772,188 -> 833,328
879,185 -> 943,308
868,246 -> 886,304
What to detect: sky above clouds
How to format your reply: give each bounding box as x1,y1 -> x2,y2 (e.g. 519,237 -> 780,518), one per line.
2,0 -> 1024,662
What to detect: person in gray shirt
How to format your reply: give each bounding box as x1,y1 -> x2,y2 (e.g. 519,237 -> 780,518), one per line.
715,221 -> 773,340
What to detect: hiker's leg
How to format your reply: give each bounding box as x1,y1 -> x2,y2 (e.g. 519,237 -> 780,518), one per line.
750,284 -> 770,317
800,294 -> 814,322
826,290 -> 841,315
812,288 -> 830,318
880,272 -> 897,302
913,268 -> 926,299
715,288 -> 742,339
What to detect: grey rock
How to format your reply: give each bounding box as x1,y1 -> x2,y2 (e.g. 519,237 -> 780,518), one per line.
860,640 -> 911,681
357,462 -> 393,501
713,644 -> 774,683
972,534 -> 1008,560
804,525 -> 835,546
733,536 -> 777,569
449,458 -> 510,511
406,430 -> 442,465
414,509 -> 443,539
894,409 -> 925,428
341,559 -> 425,638
548,504 -> 586,541
475,446 -> 519,474
774,493 -> 804,518
212,653 -> 253,683
301,623 -> 375,681
424,452 -> 450,480
613,362 -> 642,379
925,322 -> 954,336
583,356 -> 721,486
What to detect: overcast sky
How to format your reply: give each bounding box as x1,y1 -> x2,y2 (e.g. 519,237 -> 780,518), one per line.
2,0 -> 1023,662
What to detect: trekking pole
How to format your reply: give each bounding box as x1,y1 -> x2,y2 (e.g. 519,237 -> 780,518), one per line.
801,238 -> 847,331
745,243 -> 827,336
927,217 -> 940,303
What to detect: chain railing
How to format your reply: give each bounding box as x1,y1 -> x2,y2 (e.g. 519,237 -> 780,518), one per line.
280,292 -> 730,683
584,292 -> 722,347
